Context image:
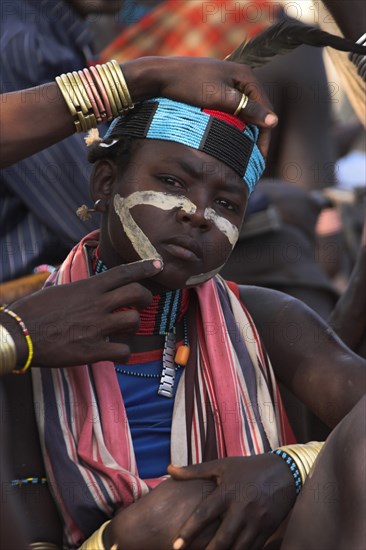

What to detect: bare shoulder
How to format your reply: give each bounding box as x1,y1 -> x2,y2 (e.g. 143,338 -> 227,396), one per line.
236,285 -> 366,427
237,284 -> 338,360
237,284 -> 316,329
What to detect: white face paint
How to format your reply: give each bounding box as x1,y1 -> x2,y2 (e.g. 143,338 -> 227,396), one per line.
113,190 -> 239,286
204,208 -> 239,247
185,264 -> 225,286
185,208 -> 239,285
113,191 -> 196,261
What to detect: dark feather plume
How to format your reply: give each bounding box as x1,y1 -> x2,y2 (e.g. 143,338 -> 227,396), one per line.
226,19 -> 366,68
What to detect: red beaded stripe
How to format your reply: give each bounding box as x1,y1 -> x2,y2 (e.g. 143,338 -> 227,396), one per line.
202,108 -> 246,131
92,248 -> 189,336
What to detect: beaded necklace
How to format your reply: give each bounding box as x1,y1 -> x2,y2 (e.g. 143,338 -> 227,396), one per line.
94,250 -> 190,397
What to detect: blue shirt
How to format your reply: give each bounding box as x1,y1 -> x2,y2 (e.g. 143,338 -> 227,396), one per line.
0,0 -> 99,281
115,358 -> 184,479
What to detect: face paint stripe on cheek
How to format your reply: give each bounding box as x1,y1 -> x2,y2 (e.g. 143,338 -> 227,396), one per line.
204,208 -> 239,247
113,191 -> 197,262
113,194 -> 162,261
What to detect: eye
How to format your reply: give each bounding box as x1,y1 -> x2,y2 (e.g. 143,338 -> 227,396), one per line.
215,198 -> 237,212
158,175 -> 184,189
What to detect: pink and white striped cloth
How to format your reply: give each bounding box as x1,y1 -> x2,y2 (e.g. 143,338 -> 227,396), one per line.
32,231 -> 294,548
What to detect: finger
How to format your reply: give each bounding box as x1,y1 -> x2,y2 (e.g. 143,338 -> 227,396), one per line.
231,527 -> 268,550
229,89 -> 276,160
105,283 -> 153,311
237,96 -> 277,129
257,127 -> 271,161
86,342 -> 131,364
104,309 -> 141,336
218,87 -> 277,128
172,489 -> 226,550
168,462 -> 221,481
205,513 -> 246,550
94,259 -> 163,292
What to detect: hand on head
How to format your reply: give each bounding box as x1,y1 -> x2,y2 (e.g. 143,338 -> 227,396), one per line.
123,56 -> 278,159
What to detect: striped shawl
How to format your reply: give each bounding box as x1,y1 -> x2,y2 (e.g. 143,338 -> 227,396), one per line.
32,231 -> 294,547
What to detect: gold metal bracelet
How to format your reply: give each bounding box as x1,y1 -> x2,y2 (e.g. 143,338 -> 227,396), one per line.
102,63 -> 124,114
60,74 -> 88,132
72,71 -> 97,129
56,75 -> 94,132
290,445 -> 313,474
96,64 -> 119,118
111,60 -> 134,109
64,72 -> 89,115
0,324 -> 17,376
77,520 -> 112,550
67,73 -> 98,130
105,61 -> 129,111
276,442 -> 324,485
299,444 -> 318,469
55,75 -> 77,116
72,71 -> 93,112
76,111 -> 89,133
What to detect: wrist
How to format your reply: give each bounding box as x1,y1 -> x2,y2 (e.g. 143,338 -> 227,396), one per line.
267,451 -> 297,498
0,311 -> 27,366
271,442 -> 324,496
122,57 -> 170,102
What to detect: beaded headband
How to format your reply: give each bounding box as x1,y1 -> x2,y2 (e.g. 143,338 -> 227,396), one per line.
100,98 -> 265,195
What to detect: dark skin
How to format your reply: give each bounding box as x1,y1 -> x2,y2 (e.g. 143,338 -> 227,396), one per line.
3,139 -> 364,549
329,221 -> 366,358
93,140 -> 247,291
281,395 -> 366,550
0,260 -> 161,369
0,57 -> 277,169
84,139 -> 366,550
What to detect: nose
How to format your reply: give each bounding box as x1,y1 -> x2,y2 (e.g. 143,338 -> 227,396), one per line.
175,205 -> 212,231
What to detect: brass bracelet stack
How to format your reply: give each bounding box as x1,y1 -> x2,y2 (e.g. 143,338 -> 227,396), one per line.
0,307 -> 34,374
0,324 -> 17,375
272,441 -> 324,495
55,60 -> 134,133
77,520 -> 118,550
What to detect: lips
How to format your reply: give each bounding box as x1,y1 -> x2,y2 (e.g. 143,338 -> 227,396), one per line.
162,235 -> 203,261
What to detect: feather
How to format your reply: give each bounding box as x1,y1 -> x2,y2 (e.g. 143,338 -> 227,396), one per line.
226,19 -> 366,68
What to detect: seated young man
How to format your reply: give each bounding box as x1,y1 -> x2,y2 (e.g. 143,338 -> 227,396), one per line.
8,99 -> 366,549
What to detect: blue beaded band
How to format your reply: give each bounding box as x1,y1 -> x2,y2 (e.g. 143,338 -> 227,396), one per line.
100,98 -> 265,195
271,449 -> 302,495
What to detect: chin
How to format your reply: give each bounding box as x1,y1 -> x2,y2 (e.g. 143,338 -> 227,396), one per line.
147,265 -> 213,293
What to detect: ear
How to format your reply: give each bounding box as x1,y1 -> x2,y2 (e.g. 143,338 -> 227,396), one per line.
90,159 -> 118,212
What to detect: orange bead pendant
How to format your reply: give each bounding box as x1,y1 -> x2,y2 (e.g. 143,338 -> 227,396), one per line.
174,345 -> 190,366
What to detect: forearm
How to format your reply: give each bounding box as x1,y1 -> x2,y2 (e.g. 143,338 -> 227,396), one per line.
0,59 -> 161,168
0,84 -> 75,167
